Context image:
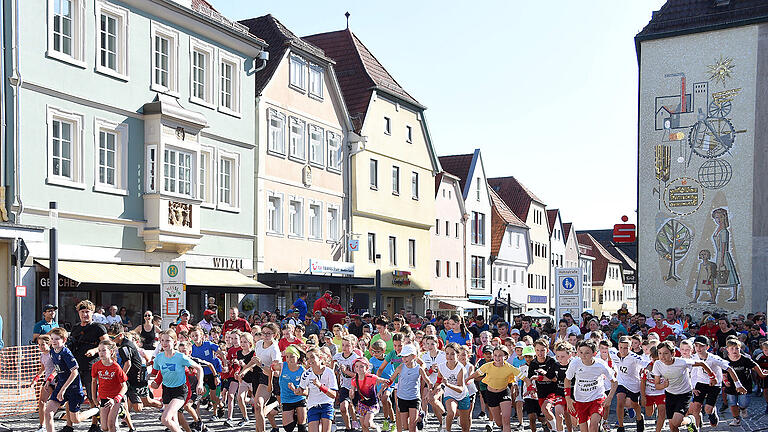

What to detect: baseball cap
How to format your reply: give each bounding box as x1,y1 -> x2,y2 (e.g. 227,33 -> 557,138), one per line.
43,304 -> 58,312
362,312 -> 372,318
179,309 -> 190,316
515,342 -> 526,348
694,335 -> 710,346
522,346 -> 535,357
323,331 -> 333,339
705,316 -> 716,322
400,344 -> 417,357
600,319 -> 609,326
510,329 -> 520,335
204,309 -> 216,317
482,345 -> 494,354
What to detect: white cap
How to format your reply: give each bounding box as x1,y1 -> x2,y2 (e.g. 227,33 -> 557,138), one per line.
400,344 -> 417,357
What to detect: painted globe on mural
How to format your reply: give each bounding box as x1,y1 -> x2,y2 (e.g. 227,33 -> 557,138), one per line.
697,158 -> 732,190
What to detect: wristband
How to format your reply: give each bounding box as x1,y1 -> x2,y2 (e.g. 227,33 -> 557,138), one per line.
318,384 -> 329,393
564,388 -> 571,397
113,394 -> 123,403
708,373 -> 716,379
435,376 -> 443,384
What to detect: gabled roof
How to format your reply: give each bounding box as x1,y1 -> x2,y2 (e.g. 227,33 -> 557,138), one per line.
489,188 -> 527,257
576,232 -> 621,286
582,229 -> 638,264
239,15 -> 333,94
546,209 -> 559,235
635,0 -> 768,53
438,154 -> 473,195
563,222 -> 573,242
487,176 -> 545,222
304,29 -> 423,132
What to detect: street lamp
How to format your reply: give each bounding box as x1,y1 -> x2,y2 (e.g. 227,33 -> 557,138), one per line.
49,202 -> 58,309
375,253 -> 382,316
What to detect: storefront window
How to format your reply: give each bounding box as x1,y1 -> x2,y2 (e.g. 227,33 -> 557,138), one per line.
101,292 -> 144,328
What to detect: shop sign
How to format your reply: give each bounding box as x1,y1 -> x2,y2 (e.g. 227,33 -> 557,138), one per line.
392,270 -> 411,286
213,257 -> 244,270
309,259 -> 354,276
161,262 -> 186,329
15,285 -> 26,297
37,272 -> 80,289
527,295 -> 547,304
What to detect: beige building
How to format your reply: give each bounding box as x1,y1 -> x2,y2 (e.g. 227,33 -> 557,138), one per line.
306,29 -> 441,315
577,233 -> 624,316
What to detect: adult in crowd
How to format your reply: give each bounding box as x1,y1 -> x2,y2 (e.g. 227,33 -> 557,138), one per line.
292,292 -> 308,321
716,317 -> 738,353
664,307 -> 685,336
609,317 -> 628,346
282,309 -> 300,327
698,316 -> 719,340
325,295 -> 346,327
134,310 -> 159,351
176,309 -> 192,333
496,321 -> 511,339
92,307 -> 108,324
649,312 -> 675,340
629,313 -> 650,336
347,314 -> 365,338
304,314 -> 320,338
519,316 -> 539,340
68,300 -> 110,432
199,309 -> 216,333
222,307 -> 251,336
33,304 -> 59,342
105,305 -> 122,326
310,310 -> 327,331
470,315 -> 490,339
425,308 -> 436,323
118,307 -> 133,328
562,313 -> 581,336
313,290 -> 333,315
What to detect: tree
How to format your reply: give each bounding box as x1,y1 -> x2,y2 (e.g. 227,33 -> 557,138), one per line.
655,219 -> 692,281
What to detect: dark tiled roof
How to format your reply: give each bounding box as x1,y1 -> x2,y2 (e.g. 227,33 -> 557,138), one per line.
582,229 -> 638,264
438,154 -> 473,194
546,209 -> 559,236
489,187 -> 529,256
239,15 -> 332,94
487,176 -> 545,222
563,222 -> 573,243
304,29 -> 422,133
636,0 -> 768,44
576,233 -> 621,286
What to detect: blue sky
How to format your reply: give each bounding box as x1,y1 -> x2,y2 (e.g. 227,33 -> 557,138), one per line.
216,0 -> 667,230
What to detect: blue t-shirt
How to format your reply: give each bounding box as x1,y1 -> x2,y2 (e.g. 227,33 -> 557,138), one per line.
279,364 -> 306,404
369,356 -> 393,379
191,341 -> 220,375
33,319 -> 58,337
511,356 -> 527,386
153,352 -> 195,388
50,346 -> 81,390
292,298 -> 308,321
445,330 -> 471,346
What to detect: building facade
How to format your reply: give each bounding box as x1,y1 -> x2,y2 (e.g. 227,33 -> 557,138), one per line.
578,233 -> 623,316
578,242 -> 595,312
547,209 -> 565,314
489,188 -> 531,315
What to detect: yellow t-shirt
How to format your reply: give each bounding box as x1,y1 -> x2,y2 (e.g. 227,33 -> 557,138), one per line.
478,362 -> 520,389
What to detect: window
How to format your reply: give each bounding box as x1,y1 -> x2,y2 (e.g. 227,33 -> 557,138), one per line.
47,107 -> 84,188
513,270 -> 517,284
218,152 -> 239,210
456,262 -> 460,278
471,256 -> 485,289
369,159 -> 378,189
163,148 -> 193,197
406,125 -> 412,143
327,206 -> 339,241
151,22 -> 179,93
445,221 -> 450,237
289,55 -> 307,90
368,233 -> 376,263
411,171 -> 419,199
384,117 -> 391,135
309,202 -> 322,240
309,125 -> 324,166
94,118 -> 128,194
288,117 -> 305,160
435,219 -> 440,235
392,166 -> 400,195
267,192 -> 283,234
471,212 -> 486,245
309,64 -> 323,98
219,52 -> 242,115
435,260 -> 441,277
504,269 -> 508,282
268,109 -> 286,155
476,178 -> 482,201
517,234 -> 521,248
289,198 -> 304,237
455,223 -> 460,239
199,146 -> 215,206
446,261 -> 451,278
146,145 -> 157,193
327,131 -> 342,171
95,2 -> 128,79
190,39 -> 216,107
48,0 -> 85,66
389,236 -> 397,266
408,239 -> 416,267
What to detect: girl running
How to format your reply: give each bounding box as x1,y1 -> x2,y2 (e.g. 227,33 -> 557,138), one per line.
32,334 -> 55,432
241,322 -> 282,432
350,357 -> 390,432
91,340 -> 128,432
279,346 -> 307,432
467,345 -> 520,432
232,332 -> 256,426
289,347 -> 338,432
564,340 -> 617,432
444,315 -> 472,347
436,342 -> 469,432
333,335 -> 361,432
639,343 -> 665,432
421,335 -> 446,430
388,344 -> 431,432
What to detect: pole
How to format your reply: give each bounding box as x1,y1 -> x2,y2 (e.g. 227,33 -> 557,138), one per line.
507,293 -> 511,323
49,202 -> 58,309
15,239 -> 20,347
375,269 -> 381,316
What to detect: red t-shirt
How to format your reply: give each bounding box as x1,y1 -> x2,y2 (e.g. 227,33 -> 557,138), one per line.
698,324 -> 719,340
278,337 -> 302,353
176,323 -> 192,334
222,318 -> 251,336
325,303 -> 345,327
313,296 -> 330,314
222,347 -> 241,379
351,373 -> 379,401
649,325 -> 674,341
91,360 -> 127,399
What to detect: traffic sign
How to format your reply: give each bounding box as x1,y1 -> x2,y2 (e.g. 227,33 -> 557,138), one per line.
15,285 -> 26,297
613,215 -> 636,243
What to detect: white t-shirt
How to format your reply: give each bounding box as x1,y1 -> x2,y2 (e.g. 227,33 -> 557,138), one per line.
651,358 -> 695,395
299,366 -> 338,408
437,362 -> 468,400
253,340 -> 281,368
421,351 -> 446,384
610,352 -> 649,393
105,315 -> 122,325
463,362 -> 477,395
567,324 -> 582,336
691,353 -> 730,385
643,362 -> 665,396
565,357 -> 615,403
333,351 -> 360,388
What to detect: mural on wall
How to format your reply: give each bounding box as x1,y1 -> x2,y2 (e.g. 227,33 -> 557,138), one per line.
652,55 -> 744,310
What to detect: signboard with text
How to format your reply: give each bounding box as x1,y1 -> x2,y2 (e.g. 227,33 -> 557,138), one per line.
555,267 -> 583,323
309,259 -> 354,276
161,262 -> 186,329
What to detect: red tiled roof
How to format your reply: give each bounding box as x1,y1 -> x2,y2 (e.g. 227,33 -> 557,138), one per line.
487,176 -> 545,222
576,232 -> 620,286
304,29 -> 422,133
438,154 -> 473,194
546,209 -> 559,235
563,222 -> 573,243
490,188 -> 528,257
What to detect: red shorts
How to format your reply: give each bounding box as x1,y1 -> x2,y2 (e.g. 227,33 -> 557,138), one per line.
539,394 -> 566,408
573,397 -> 605,424
645,394 -> 665,407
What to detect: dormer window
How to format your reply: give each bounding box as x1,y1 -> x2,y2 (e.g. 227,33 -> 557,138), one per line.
309,64 -> 323,98
289,55 -> 307,91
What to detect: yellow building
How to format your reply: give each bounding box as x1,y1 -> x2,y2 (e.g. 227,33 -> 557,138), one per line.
577,233 -> 624,316
306,29 -> 441,315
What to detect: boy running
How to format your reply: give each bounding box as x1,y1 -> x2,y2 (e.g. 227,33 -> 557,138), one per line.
564,340 -> 617,432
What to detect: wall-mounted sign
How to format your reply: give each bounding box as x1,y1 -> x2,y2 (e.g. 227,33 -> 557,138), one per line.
555,268 -> 583,323
309,259 -> 354,276
303,165 -> 313,187
527,295 -> 547,304
213,257 -> 244,270
392,270 -> 411,286
348,239 -> 359,252
161,262 -> 186,329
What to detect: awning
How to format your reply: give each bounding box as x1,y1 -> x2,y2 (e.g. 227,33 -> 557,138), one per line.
523,309 -> 555,320
468,295 -> 493,301
437,298 -> 488,310
35,259 -> 272,289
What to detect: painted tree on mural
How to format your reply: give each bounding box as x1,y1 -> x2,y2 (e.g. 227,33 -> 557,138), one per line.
655,219 -> 692,281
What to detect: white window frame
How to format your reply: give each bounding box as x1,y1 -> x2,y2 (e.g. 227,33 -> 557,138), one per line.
411,171 -> 419,200
218,50 -> 242,117
47,0 -> 86,67
288,196 -> 304,238
309,125 -> 324,167
289,54 -> 307,91
326,131 -> 342,173
368,233 -> 376,263
369,158 -> 378,190
389,236 -> 397,266
93,118 -> 128,195
308,63 -> 324,99
392,166 -> 400,195
406,125 -> 412,143
162,146 -> 195,198
384,117 -> 391,135
408,239 -> 416,268
217,150 -> 240,212
46,106 -> 85,189
288,117 -> 306,161
267,109 -> 286,156
266,191 -> 284,235
198,146 -> 215,208
150,21 -> 179,94
189,38 -> 216,108
308,200 -> 323,240
145,145 -> 158,193
326,205 -> 340,242
435,260 -> 441,277
94,0 -> 129,80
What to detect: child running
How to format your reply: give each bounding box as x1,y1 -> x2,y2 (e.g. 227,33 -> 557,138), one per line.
333,335 -> 361,432
32,334 -> 55,432
611,336 -> 647,432
639,343 -> 665,432
279,346 -> 307,432
564,340 -> 617,432
421,335 -> 446,430
290,347 -> 338,432
350,357 -> 390,432
436,342 -> 469,432
388,344 -> 431,432
689,335 -> 740,428
90,340 -> 128,432
467,345 -> 520,432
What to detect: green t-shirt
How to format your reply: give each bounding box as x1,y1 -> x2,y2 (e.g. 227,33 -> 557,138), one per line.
371,333 -> 394,354
384,349 -> 403,381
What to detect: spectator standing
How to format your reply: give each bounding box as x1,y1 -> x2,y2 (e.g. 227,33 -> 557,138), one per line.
519,316 -> 539,340
222,307 -> 251,336
648,313 -> 674,341
105,305 -> 122,326
716,317 -> 738,353
118,307 -> 133,328
93,307 -> 108,324
313,291 -> 333,315
304,315 -> 320,338
292,292 -> 309,321
348,315 -> 365,338
325,296 -> 345,327
176,309 -> 192,333
133,311 -> 159,351
563,313 -> 582,336
282,309 -> 300,327
311,310 -> 327,331
199,310 -> 216,333
33,304 -> 59,342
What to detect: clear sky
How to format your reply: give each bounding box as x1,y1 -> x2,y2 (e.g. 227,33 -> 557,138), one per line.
216,0 -> 667,231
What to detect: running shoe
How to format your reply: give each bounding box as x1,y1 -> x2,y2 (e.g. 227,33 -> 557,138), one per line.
617,426 -> 625,432
729,418 -> 741,427
709,411 -> 719,427
35,427 -> 45,432
742,408 -> 749,419
627,408 -> 636,419
417,411 -> 425,430
685,416 -> 698,432
87,423 -> 101,432
216,408 -> 225,419
485,424 -> 493,432
272,427 -> 280,432
224,418 -> 237,427
382,420 -> 390,431
353,421 -> 362,431
478,411 -> 486,418
57,427 -> 74,432
238,419 -> 252,427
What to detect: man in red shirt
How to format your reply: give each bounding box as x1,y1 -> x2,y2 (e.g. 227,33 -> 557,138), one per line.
313,291 -> 333,315
648,312 -> 674,340
222,307 -> 251,336
325,295 -> 345,327
697,316 -> 719,340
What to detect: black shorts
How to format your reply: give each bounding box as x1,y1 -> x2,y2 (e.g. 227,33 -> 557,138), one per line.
617,385 -> 640,403
253,368 -> 270,387
81,370 -> 94,401
162,384 -> 188,405
99,398 -> 119,407
203,374 -> 219,390
664,391 -> 692,419
126,382 -> 149,404
282,400 -> 307,412
338,387 -> 352,402
692,383 -> 720,407
222,377 -> 235,390
485,388 -> 512,408
272,376 -> 280,397
524,398 -> 541,415
397,397 -> 420,413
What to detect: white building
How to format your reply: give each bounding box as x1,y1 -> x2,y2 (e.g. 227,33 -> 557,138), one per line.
489,188 -> 531,314
578,242 -> 594,312
547,209 -> 566,315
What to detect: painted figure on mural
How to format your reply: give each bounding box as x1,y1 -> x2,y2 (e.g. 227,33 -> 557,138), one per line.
711,207 -> 739,302
693,249 -> 717,303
